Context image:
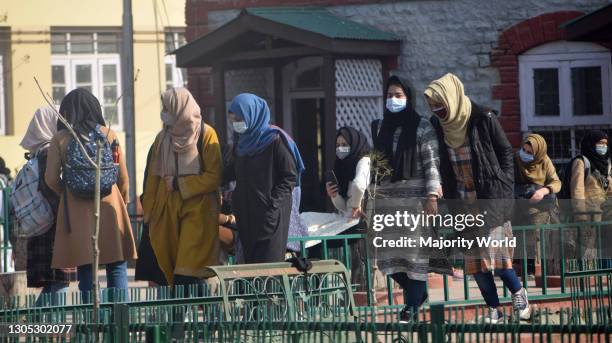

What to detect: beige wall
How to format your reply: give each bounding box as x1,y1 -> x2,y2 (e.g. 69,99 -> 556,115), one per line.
0,0 -> 185,194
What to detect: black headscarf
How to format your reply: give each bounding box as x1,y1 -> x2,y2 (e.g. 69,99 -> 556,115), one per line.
0,157 -> 10,177
57,88 -> 106,137
374,76 -> 421,182
581,130 -> 610,178
334,127 -> 370,197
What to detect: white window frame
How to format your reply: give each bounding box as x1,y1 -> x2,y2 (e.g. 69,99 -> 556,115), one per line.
51,31 -> 123,130
164,31 -> 187,89
519,41 -> 612,131
0,55 -> 5,135
51,56 -> 123,131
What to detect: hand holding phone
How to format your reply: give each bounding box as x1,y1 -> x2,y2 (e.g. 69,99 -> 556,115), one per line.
324,170 -> 339,198
324,170 -> 338,186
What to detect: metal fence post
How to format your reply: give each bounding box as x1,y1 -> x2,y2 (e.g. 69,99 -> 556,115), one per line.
430,304 -> 445,343
113,303 -> 129,343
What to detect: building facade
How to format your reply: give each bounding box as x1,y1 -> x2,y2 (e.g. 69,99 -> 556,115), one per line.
181,0 -> 612,210
0,0 -> 187,194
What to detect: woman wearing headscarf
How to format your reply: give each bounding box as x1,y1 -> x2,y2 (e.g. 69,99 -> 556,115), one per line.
569,130 -> 611,259
426,73 -> 529,323
142,87 -> 222,290
513,134 -> 561,274
228,93 -> 303,264
323,126 -> 370,290
45,89 -> 136,301
326,127 -> 371,217
372,75 -> 450,322
21,106 -> 76,305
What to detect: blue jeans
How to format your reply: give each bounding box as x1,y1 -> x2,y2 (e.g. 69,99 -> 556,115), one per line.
474,269 -> 522,308
77,261 -> 128,303
34,282 -> 69,307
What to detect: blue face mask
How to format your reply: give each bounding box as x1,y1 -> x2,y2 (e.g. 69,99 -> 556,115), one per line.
519,148 -> 534,163
595,145 -> 608,156
386,98 -> 407,113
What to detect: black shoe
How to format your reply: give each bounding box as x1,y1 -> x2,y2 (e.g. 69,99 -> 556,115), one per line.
399,306 -> 417,323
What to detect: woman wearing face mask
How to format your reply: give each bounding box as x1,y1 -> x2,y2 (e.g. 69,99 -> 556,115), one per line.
513,134 -> 561,273
326,127 -> 371,218
426,73 -> 529,323
372,75 -> 450,322
142,87 -> 222,291
568,131 -> 611,259
229,93 -> 303,263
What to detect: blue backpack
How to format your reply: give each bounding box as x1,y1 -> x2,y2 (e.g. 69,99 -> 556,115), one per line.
64,125 -> 118,199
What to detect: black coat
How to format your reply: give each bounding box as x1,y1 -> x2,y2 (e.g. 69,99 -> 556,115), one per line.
233,136 -> 297,263
431,102 -> 514,227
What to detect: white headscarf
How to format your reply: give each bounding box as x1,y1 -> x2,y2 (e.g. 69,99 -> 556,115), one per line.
20,106 -> 58,154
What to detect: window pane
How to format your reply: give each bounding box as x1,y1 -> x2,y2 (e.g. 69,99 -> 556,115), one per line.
572,66 -> 603,115
533,68 -> 559,116
52,65 -> 65,84
177,33 -> 186,48
532,129 -> 572,160
103,85 -> 117,105
52,87 -> 65,105
165,63 -> 173,86
179,68 -> 188,87
51,33 -> 67,54
104,106 -> 118,126
98,33 -> 119,53
76,64 -> 92,83
71,33 -> 94,54
165,33 -> 175,53
102,64 -> 117,83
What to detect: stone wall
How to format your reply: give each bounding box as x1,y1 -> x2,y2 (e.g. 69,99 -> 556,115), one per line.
187,0 -> 611,144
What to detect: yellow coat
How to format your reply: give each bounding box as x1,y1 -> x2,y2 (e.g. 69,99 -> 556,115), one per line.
143,123 -> 222,285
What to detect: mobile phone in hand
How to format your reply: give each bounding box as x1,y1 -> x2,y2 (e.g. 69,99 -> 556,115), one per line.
324,170 -> 338,186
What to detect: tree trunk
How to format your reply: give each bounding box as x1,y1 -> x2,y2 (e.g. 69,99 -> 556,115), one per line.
92,141 -> 102,323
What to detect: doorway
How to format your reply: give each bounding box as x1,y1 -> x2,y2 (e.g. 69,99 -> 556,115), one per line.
292,98 -> 326,211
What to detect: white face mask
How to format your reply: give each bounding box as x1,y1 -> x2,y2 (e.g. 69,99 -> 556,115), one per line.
595,144 -> 608,156
336,146 -> 350,160
232,121 -> 248,134
386,98 -> 407,113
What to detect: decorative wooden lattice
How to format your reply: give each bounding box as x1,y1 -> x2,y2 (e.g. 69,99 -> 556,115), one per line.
224,68 -> 274,142
335,59 -> 383,144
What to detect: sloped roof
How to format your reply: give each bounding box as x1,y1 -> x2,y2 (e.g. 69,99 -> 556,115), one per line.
243,7 -> 399,41
175,7 -> 401,67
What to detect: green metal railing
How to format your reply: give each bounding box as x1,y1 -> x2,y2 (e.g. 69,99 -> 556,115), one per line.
3,185 -> 612,308
1,295 -> 610,342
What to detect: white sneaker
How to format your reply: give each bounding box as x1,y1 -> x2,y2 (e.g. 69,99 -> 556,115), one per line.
480,307 -> 504,324
512,288 -> 531,321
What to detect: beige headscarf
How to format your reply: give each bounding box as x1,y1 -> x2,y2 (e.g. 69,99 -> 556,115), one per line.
153,87 -> 202,177
20,106 -> 58,154
515,133 -> 550,185
424,73 -> 472,149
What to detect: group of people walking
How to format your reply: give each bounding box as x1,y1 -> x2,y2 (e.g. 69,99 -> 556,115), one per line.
12,71 -> 610,324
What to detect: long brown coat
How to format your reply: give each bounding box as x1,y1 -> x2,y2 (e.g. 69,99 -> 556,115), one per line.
45,128 -> 137,268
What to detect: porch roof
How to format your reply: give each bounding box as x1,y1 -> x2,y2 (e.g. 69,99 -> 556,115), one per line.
563,3 -> 612,41
175,7 -> 401,68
